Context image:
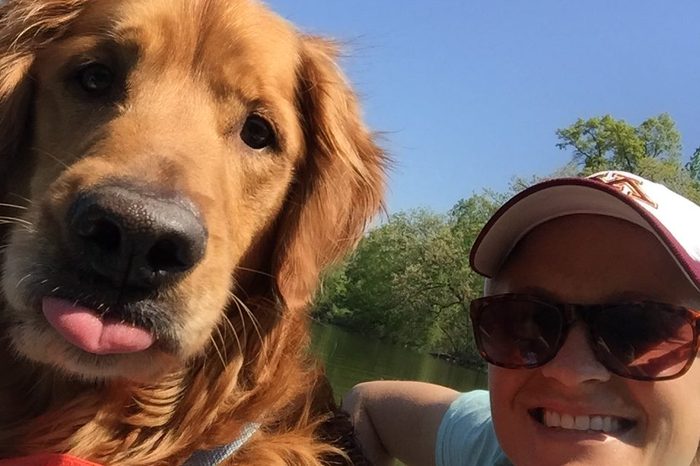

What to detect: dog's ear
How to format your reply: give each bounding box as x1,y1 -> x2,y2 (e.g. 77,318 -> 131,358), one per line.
272,37 -> 388,313
0,0 -> 88,191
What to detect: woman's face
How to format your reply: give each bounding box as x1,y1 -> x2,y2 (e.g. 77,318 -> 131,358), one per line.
487,214 -> 700,466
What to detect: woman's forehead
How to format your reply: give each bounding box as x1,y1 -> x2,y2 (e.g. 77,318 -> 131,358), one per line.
487,214 -> 700,306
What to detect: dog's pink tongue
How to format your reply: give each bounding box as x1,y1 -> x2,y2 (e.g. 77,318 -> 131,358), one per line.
42,297 -> 154,354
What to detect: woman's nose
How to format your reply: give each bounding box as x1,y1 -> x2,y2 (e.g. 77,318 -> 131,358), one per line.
539,323 -> 611,386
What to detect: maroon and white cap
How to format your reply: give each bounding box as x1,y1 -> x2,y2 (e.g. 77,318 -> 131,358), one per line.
470,170 -> 700,292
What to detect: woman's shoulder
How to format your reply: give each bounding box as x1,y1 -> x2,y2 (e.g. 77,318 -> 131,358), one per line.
436,390 -> 511,466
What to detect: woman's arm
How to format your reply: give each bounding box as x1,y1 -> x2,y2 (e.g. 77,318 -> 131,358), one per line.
341,381 -> 460,466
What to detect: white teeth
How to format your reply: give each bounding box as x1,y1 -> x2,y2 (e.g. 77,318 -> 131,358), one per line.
545,410 -> 561,427
561,414 -> 574,429
541,409 -> 625,433
574,415 -> 589,430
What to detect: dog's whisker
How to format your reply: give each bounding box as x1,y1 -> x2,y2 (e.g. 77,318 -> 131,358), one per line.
228,292 -> 245,327
18,226 -> 36,235
221,313 -> 243,358
209,335 -> 226,370
0,217 -> 36,235
213,325 -> 228,361
229,293 -> 271,366
0,216 -> 34,227
230,295 -> 268,366
51,286 -> 61,293
29,146 -> 71,170
7,192 -> 33,207
230,298 -> 247,342
230,293 -> 264,346
15,273 -> 32,289
100,306 -> 112,318
235,266 -> 274,279
0,202 -> 28,211
231,281 -> 248,337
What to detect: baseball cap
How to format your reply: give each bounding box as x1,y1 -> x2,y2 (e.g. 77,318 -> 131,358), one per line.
469,170 -> 700,292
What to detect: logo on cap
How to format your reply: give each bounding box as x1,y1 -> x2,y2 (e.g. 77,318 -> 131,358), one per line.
589,171 -> 658,209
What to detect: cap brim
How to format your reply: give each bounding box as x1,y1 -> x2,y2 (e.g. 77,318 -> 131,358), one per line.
469,177 -> 700,292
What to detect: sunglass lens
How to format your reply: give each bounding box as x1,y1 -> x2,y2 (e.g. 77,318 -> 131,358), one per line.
591,304 -> 695,379
477,299 -> 563,368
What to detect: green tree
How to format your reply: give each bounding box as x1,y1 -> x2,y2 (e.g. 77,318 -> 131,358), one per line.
555,113 -> 681,173
556,113 -> 700,203
313,193 -> 503,367
637,114 -> 682,159
686,147 -> 700,182
340,209 -> 463,349
313,263 -> 352,324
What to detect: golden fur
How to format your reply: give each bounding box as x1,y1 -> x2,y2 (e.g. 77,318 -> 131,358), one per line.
0,0 -> 386,464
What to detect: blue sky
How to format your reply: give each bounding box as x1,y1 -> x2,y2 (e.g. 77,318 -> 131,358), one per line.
268,1 -> 700,214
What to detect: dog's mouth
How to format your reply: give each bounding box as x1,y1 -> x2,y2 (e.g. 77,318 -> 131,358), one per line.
42,296 -> 156,355
13,257 -> 182,357
6,258 -> 183,359
6,182 -> 211,357
1,267 -> 185,379
1,183 -> 221,378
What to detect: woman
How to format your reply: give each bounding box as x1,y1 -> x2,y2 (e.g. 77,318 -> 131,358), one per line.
343,171 -> 700,466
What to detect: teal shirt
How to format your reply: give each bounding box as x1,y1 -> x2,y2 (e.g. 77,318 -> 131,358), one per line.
435,390 -> 511,466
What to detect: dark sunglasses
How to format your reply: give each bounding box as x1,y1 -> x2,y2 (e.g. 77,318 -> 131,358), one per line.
469,294 -> 700,381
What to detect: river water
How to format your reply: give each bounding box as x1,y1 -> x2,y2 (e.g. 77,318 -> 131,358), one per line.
310,322 -> 487,398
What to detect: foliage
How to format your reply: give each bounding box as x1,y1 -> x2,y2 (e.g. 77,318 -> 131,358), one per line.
686,147 -> 700,182
313,196 -> 501,368
556,113 -> 700,203
555,113 -> 681,173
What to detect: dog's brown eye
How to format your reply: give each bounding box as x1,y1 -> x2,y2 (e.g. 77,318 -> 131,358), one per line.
240,115 -> 275,150
76,63 -> 114,94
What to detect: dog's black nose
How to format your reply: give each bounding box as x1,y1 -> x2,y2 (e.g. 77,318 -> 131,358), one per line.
67,184 -> 208,289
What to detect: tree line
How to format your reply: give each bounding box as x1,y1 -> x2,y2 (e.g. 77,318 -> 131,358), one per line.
311,113 -> 700,369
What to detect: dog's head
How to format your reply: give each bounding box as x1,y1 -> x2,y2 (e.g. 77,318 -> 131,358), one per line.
0,0 -> 385,382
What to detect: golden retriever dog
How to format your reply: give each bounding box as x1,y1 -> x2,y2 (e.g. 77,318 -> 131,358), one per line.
0,0 -> 386,464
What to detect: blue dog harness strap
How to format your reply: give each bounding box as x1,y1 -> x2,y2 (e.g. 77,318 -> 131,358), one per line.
183,422 -> 260,466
